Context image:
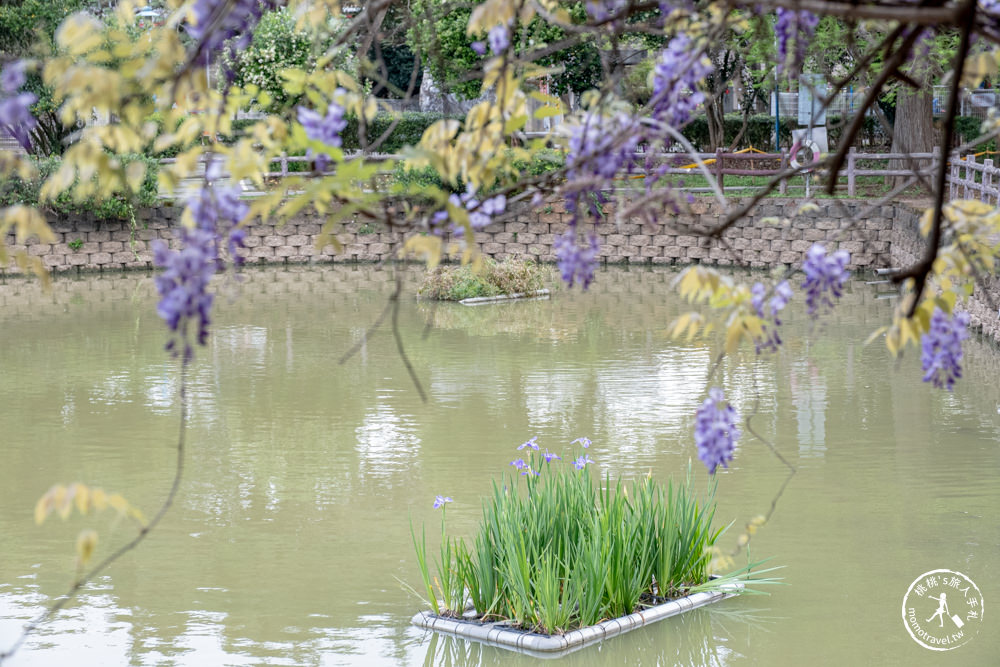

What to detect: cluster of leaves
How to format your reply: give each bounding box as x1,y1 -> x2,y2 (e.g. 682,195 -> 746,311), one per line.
413,445 -> 766,634
417,256 -> 551,300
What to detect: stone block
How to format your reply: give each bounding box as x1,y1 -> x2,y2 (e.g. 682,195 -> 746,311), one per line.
275,246 -> 296,257
286,234 -> 308,247
264,235 -> 284,247
606,234 -> 626,247
803,228 -> 827,241
641,245 -> 661,257
653,235 -> 675,246
297,223 -> 321,235
676,235 -> 697,247
91,252 -> 112,264
88,230 -> 111,243
251,246 -> 274,258
506,221 -> 528,233
686,246 -> 707,259
67,253 -> 88,265
28,244 -> 51,256
102,241 -> 124,253
839,240 -> 864,255
527,222 -> 549,234
750,239 -> 770,252
778,251 -> 800,264
482,242 -> 503,254
790,239 -> 812,252
43,254 -> 66,267
505,243 -> 527,255
760,226 -> 781,240
770,239 -> 790,252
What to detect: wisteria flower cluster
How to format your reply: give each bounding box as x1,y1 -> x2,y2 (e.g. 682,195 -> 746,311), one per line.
554,230 -> 599,289
0,61 -> 37,151
431,187 -> 507,237
585,0 -> 627,22
186,0 -> 279,72
565,112 -> 640,220
487,23 -> 511,55
650,34 -> 713,129
751,280 -> 794,352
801,243 -> 851,317
297,95 -> 348,172
775,8 -> 820,77
921,308 -> 970,391
694,388 -> 740,474
152,166 -> 249,360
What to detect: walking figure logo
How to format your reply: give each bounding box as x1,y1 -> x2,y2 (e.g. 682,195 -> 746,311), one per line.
902,569 -> 984,650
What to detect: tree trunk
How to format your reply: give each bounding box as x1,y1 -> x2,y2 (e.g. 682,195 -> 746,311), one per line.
889,86 -> 935,189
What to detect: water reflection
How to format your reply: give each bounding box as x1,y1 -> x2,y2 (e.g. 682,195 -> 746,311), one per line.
1,265 -> 998,666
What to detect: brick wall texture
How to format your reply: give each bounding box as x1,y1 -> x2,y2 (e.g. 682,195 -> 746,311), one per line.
5,196 -> 1000,343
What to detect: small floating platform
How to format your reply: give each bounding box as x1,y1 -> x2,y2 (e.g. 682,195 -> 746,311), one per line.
411,581 -> 742,658
459,289 -> 551,306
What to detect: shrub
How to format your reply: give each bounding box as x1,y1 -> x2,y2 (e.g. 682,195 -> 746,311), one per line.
0,154 -> 159,220
341,112 -> 463,153
412,439 -> 758,634
417,257 -> 551,301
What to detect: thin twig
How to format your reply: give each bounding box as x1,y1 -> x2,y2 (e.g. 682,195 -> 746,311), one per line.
0,361 -> 189,665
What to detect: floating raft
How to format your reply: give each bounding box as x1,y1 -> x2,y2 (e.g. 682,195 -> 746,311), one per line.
459,289 -> 551,306
411,581 -> 742,658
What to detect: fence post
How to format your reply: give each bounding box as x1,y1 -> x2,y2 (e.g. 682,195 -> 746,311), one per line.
964,153 -> 975,199
984,159 -> 994,204
950,154 -> 959,201
715,148 -> 724,195
281,151 -> 288,178
779,149 -> 787,195
847,147 -> 856,197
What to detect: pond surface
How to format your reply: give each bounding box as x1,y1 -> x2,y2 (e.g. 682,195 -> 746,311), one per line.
0,265 -> 997,666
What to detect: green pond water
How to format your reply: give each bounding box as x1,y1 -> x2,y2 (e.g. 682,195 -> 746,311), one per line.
0,265 -> 997,666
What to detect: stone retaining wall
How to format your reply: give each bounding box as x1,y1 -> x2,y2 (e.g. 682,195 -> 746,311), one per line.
890,203 -> 1000,344
6,197 -> 1000,345
3,198 -> 898,274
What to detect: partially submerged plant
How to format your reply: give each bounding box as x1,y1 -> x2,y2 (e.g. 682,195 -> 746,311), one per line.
417,257 -> 551,301
410,437 -> 775,635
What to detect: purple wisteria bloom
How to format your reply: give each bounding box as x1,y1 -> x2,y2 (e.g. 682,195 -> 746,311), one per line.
571,437 -> 592,448
0,60 -> 37,151
751,280 -> 793,352
554,230 -> 599,289
921,308 -> 970,391
431,187 -> 506,237
518,436 -> 539,450
775,8 -> 819,78
297,96 -> 348,172
433,495 -> 453,509
471,41 -> 487,56
651,34 -> 713,129
585,0 -> 626,22
186,0 -> 278,67
565,112 -> 639,219
543,450 -> 561,463
801,243 -> 850,317
487,24 -> 510,54
694,388 -> 740,474
573,454 -> 595,470
152,166 -> 248,359
152,228 -> 216,361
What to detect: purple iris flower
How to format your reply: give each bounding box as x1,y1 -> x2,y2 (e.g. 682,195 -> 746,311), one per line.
518,436 -> 539,451
433,495 -> 453,509
573,455 -> 594,470
543,450 -> 561,463
571,437 -> 592,448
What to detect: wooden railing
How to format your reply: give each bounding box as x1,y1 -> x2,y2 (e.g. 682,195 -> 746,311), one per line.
159,148 -> 1000,202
